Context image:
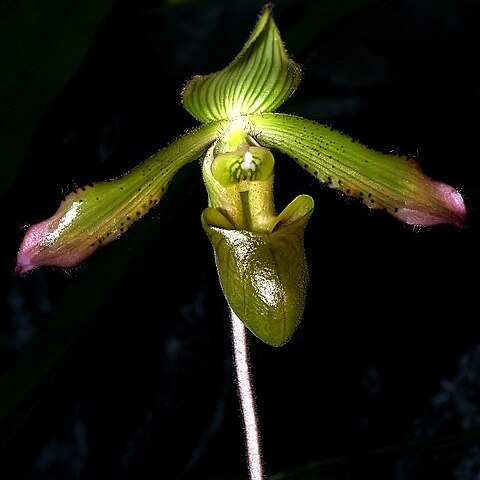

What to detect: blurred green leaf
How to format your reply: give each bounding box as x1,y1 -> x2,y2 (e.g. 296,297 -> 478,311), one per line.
0,0 -> 120,194
268,428 -> 480,479
284,0 -> 380,55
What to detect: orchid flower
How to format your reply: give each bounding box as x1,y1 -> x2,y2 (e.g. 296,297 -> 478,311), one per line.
15,4 -> 466,347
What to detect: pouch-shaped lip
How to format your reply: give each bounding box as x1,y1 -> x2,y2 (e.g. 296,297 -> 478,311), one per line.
201,195 -> 314,346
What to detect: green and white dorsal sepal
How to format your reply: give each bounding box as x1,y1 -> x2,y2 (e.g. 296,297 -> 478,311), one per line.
182,4 -> 301,123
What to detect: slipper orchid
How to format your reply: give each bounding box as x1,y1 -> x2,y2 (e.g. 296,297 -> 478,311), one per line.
15,4 -> 466,346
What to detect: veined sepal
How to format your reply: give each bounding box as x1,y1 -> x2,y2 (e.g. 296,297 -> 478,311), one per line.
201,194 -> 314,347
182,4 -> 301,123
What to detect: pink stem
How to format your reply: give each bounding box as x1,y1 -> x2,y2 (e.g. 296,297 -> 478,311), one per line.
230,308 -> 265,480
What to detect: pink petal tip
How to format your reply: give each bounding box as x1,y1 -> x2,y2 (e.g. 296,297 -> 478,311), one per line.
393,182 -> 466,228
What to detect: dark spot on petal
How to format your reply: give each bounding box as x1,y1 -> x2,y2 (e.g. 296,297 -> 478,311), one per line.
394,207 -> 399,212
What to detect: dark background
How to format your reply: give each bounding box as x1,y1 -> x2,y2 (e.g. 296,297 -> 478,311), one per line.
1,0 -> 480,479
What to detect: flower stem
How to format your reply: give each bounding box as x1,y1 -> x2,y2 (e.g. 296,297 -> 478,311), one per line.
230,308 -> 265,480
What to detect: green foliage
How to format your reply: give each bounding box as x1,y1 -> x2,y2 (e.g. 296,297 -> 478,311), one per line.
0,0 -> 120,194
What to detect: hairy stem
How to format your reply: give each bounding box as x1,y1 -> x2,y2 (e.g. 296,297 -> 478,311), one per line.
230,308 -> 265,480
